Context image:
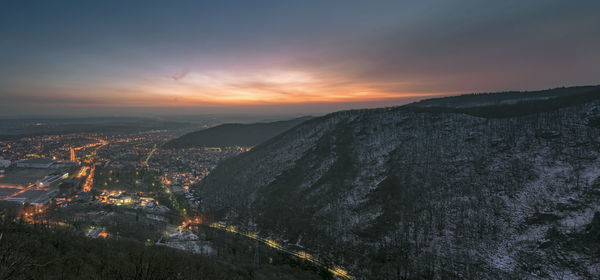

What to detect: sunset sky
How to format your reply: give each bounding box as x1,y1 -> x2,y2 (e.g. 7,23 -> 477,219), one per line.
1,0 -> 599,117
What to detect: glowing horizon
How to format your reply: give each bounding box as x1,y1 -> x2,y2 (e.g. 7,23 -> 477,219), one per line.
96,69 -> 447,107
1,1 -> 599,117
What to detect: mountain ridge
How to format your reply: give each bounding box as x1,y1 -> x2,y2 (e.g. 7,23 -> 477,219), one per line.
193,86 -> 600,279
164,116 -> 312,148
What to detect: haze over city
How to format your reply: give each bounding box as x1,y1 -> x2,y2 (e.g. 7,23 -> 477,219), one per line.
1,0 -> 599,117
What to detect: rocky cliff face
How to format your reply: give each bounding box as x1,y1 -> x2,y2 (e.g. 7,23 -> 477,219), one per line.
193,87 -> 600,279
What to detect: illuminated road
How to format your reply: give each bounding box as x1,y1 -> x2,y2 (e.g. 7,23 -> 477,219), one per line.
144,144 -> 157,167
1,183 -> 36,201
76,166 -> 90,178
79,138 -> 108,192
180,220 -> 353,279
215,223 -> 353,279
82,165 -> 96,192
0,185 -> 26,190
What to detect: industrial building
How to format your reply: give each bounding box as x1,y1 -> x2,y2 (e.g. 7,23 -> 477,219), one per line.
16,158 -> 56,168
15,158 -> 78,169
37,173 -> 69,187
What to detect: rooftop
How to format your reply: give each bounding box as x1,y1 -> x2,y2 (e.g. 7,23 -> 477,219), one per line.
18,158 -> 55,164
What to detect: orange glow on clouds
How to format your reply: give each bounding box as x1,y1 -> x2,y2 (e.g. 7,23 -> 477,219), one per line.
109,69 -> 443,107
9,69 -> 443,110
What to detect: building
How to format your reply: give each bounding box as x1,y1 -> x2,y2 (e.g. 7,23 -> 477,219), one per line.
30,189 -> 57,205
51,161 -> 79,168
36,173 -> 68,187
16,158 -> 55,168
140,196 -> 155,207
0,158 -> 10,168
6,197 -> 27,203
6,189 -> 57,205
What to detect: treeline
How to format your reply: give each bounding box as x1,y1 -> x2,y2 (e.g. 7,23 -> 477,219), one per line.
406,86 -> 600,118
0,209 -> 329,280
408,85 -> 600,109
0,222 -> 242,279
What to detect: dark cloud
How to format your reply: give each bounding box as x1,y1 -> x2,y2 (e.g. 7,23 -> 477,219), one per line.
0,0 -> 599,116
172,68 -> 190,81
291,1 -> 600,93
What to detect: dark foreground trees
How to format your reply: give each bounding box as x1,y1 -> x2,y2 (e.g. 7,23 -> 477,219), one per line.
0,219 -> 326,280
0,221 -> 240,279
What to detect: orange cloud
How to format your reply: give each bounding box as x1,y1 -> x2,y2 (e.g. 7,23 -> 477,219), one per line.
117,69 -> 443,107
0,68 -> 444,111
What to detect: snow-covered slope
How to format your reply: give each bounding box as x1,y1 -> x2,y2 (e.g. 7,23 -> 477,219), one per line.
193,88 -> 600,279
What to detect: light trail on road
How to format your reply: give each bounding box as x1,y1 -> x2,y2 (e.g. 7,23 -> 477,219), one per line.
76,166 -> 90,178
0,185 -> 26,190
170,176 -> 353,279
144,144 -> 157,167
80,137 -> 108,192
0,183 -> 35,201
198,222 -> 354,279
82,165 -> 95,192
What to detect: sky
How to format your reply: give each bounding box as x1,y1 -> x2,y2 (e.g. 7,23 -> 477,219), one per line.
0,0 -> 599,117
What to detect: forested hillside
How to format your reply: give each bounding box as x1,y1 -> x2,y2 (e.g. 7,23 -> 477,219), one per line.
407,85 -> 600,118
409,85 -> 600,109
193,87 -> 600,279
164,117 -> 311,148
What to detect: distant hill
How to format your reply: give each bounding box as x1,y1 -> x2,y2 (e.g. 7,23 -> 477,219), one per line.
193,85 -> 600,279
406,85 -> 600,117
164,116 -> 312,148
0,117 -> 191,141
